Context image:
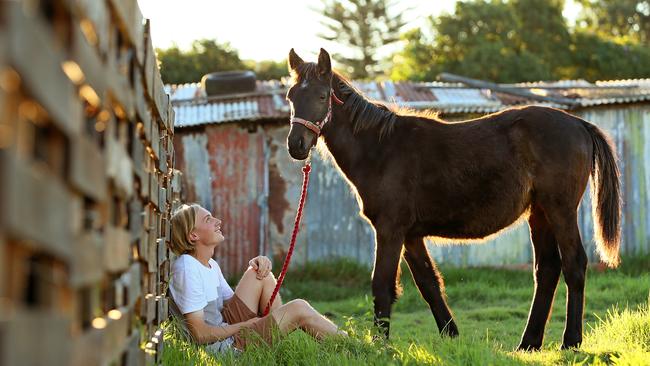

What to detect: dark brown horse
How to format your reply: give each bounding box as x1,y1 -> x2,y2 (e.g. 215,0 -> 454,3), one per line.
285,48 -> 621,351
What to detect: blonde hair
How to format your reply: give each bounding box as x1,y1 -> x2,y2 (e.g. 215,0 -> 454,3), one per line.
169,203 -> 201,256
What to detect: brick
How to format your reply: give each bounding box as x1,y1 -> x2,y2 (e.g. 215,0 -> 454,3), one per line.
152,69 -> 168,124
0,310 -> 71,366
74,0 -> 111,57
151,122 -> 160,161
140,293 -> 156,324
149,173 -> 159,209
1,152 -> 73,260
142,21 -> 155,102
70,20 -> 107,100
142,105 -> 152,144
106,57 -> 132,122
158,188 -> 167,214
147,232 -> 157,273
108,0 -> 139,47
167,102 -> 175,134
128,199 -> 143,242
132,8 -> 145,67
155,296 -> 168,325
131,135 -> 145,183
157,237 -> 167,265
140,163 -> 150,200
124,329 -> 144,366
0,232 -> 5,298
160,259 -> 171,284
104,226 -> 130,273
69,133 -> 108,202
158,148 -> 168,174
125,262 -> 141,308
138,229 -> 148,265
70,232 -> 104,287
106,136 -> 134,199
71,307 -> 129,366
6,3 -> 83,137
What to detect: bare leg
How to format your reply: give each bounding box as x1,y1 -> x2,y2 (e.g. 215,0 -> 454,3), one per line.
270,299 -> 344,340
234,267 -> 282,315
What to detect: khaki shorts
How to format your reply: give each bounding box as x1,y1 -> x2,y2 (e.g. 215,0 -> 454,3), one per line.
222,294 -> 278,350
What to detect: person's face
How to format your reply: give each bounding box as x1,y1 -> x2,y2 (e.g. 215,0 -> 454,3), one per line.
190,206 -> 224,246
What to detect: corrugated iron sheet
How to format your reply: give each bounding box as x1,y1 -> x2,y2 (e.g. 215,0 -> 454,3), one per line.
170,77 -> 650,128
174,125 -> 265,277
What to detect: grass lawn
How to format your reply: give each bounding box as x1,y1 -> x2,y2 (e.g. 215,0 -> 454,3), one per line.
162,256 -> 650,365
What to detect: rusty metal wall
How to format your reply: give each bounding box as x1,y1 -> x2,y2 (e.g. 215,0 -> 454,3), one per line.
174,125 -> 265,276
264,127 -> 376,266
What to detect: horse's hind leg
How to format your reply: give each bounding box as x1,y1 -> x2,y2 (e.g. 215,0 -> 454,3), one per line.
545,208 -> 588,349
518,206 -> 562,351
404,236 -> 459,337
543,200 -> 587,349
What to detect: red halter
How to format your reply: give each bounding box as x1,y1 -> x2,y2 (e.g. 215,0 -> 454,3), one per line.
290,89 -> 344,135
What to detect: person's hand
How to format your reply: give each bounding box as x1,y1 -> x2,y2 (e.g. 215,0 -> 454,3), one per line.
249,256 -> 272,280
238,317 -> 259,330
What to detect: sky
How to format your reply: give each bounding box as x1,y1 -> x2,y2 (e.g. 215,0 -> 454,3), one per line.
137,0 -> 581,62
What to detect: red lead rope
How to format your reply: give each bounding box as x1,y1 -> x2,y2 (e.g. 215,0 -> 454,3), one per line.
262,162 -> 311,317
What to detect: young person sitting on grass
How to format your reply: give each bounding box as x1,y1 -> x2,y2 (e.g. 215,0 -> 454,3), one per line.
168,203 -> 346,353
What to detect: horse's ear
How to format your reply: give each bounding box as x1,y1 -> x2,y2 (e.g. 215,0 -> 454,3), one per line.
288,48 -> 304,71
317,48 -> 331,76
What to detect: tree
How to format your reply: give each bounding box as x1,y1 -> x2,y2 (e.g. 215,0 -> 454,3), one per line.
569,30 -> 650,80
318,0 -> 407,79
390,0 -> 650,82
243,60 -> 288,81
392,0 -> 570,82
578,0 -> 650,43
156,39 -> 245,84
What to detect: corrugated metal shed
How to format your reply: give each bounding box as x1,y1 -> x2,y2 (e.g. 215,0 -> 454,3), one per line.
170,78 -> 650,127
173,125 -> 267,276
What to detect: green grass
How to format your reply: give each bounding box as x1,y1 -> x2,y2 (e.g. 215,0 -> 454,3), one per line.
162,257 -> 650,365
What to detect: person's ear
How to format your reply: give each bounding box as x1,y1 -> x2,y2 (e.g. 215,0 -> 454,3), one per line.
188,230 -> 199,243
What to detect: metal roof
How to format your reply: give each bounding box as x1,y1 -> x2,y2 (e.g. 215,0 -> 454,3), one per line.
169,78 -> 650,128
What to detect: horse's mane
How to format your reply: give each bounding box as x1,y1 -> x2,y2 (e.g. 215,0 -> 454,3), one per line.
292,62 -> 445,138
293,63 -> 443,139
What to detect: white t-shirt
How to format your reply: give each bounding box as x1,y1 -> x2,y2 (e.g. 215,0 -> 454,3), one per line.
169,254 -> 236,352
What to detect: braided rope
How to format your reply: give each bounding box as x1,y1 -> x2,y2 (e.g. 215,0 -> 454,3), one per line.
262,162 -> 311,317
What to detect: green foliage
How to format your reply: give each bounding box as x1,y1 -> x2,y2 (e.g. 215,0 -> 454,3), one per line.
570,30 -> 650,81
243,59 -> 288,81
579,0 -> 650,44
156,39 -> 245,84
318,0 -> 407,79
390,0 -> 650,82
162,256 -> 650,365
391,0 -> 571,82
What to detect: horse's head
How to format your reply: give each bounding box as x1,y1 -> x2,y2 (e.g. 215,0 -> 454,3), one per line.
286,48 -> 336,160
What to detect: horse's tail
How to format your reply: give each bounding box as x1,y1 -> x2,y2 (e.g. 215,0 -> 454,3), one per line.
583,122 -> 622,268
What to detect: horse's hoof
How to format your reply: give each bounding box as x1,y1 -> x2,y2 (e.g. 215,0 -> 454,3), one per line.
443,323 -> 459,338
516,343 -> 542,352
372,333 -> 389,342
560,342 -> 581,351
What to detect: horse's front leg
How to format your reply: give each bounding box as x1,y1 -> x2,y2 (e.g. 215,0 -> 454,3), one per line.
372,229 -> 404,339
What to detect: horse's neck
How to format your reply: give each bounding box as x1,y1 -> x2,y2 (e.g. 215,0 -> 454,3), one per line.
320,105 -> 370,186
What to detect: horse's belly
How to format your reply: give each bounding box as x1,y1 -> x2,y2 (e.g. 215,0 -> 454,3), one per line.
409,194 -> 530,240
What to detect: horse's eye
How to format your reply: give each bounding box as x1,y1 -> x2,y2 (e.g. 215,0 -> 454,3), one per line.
320,95 -> 327,101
